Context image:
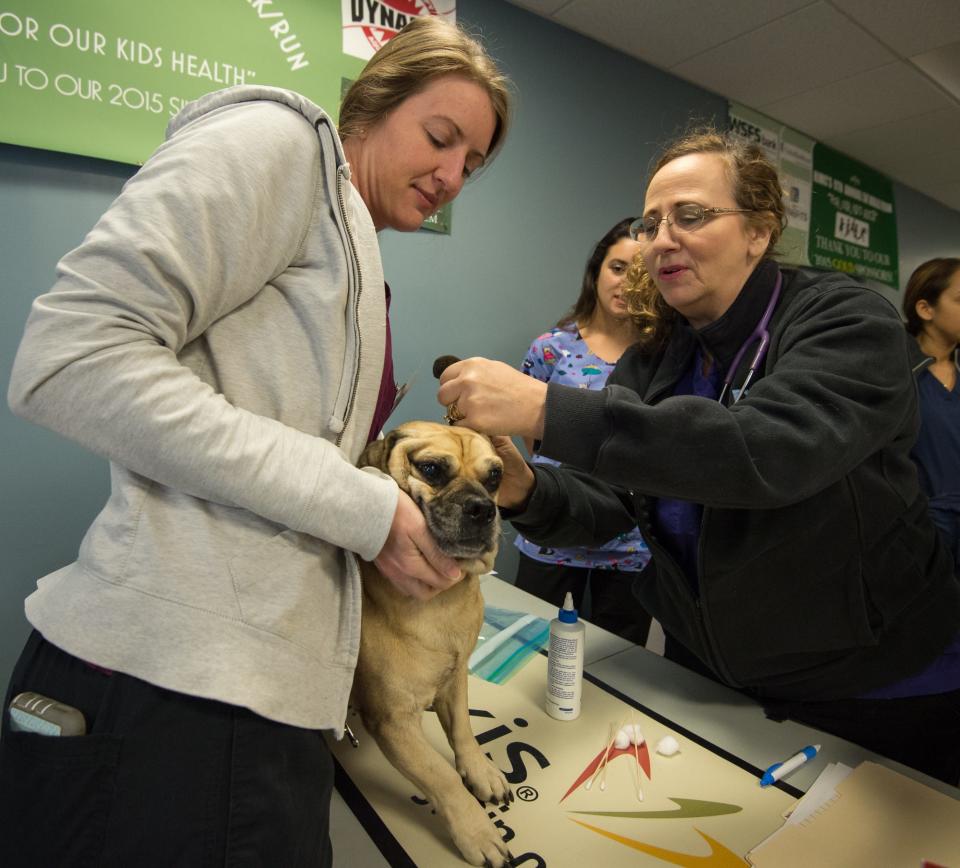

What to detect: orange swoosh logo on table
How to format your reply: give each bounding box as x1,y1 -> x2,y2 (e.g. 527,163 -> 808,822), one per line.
569,821 -> 748,867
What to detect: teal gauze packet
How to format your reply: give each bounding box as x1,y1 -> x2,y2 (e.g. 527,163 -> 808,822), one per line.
468,605 -> 551,684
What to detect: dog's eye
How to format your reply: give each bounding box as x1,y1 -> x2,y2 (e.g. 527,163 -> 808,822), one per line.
484,466 -> 503,492
415,461 -> 444,485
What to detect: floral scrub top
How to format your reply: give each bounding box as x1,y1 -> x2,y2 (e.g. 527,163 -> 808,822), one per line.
514,326 -> 651,571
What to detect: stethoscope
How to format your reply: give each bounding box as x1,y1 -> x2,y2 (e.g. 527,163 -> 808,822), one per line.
717,272 -> 783,406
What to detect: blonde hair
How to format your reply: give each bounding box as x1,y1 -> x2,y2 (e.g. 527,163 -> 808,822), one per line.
339,16 -> 511,163
623,125 -> 788,353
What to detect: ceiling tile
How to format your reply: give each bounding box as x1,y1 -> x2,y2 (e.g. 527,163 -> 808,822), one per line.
505,0 -> 573,15
912,40 -> 960,100
671,2 -> 895,106
549,0 -> 811,69
759,61 -> 952,140
503,0 -> 960,215
827,107 -> 960,169
829,0 -> 960,56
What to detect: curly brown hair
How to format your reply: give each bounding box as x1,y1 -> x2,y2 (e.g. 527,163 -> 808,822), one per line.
623,125 -> 787,353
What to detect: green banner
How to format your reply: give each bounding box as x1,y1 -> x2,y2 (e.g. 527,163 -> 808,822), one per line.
809,143 -> 898,288
729,102 -> 814,268
1,1 -> 454,232
729,103 -> 899,289
0,1 -> 362,165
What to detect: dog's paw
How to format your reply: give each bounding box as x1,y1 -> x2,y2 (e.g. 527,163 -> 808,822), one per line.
447,802 -> 514,867
458,752 -> 513,805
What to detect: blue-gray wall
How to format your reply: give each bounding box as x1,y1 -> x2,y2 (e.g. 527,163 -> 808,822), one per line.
2,0 -> 959,687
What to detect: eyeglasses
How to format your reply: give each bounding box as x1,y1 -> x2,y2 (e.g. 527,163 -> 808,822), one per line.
629,204 -> 755,242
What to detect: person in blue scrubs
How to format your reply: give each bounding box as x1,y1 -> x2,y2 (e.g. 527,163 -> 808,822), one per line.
903,258 -> 960,570
513,218 -> 653,644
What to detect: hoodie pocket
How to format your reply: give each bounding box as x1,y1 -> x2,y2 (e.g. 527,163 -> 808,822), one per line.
227,530 -> 359,664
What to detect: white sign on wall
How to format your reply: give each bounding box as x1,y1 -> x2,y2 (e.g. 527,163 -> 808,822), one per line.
341,0 -> 456,61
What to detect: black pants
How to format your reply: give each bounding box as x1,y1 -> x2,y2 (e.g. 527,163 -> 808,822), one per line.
0,631 -> 334,868
515,555 -> 652,645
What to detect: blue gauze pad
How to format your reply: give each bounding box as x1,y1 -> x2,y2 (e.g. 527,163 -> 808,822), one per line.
469,605 -> 550,684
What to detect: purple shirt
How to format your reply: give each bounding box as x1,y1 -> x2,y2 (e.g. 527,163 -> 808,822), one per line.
651,345 -> 723,589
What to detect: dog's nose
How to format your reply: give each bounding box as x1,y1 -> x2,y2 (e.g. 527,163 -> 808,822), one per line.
463,495 -> 496,526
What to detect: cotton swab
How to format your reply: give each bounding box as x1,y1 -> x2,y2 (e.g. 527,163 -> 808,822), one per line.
632,729 -> 644,801
585,722 -> 619,791
617,721 -> 645,800
601,718 -> 630,791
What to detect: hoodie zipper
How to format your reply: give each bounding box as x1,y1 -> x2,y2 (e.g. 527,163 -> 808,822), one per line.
333,166 -> 363,449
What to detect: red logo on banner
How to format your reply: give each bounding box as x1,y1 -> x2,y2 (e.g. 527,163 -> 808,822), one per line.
343,1 -> 455,61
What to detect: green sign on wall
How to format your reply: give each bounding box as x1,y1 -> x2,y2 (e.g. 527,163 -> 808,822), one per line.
0,1 -> 362,165
729,102 -> 815,269
1,1 -> 454,233
730,103 -> 899,289
809,143 -> 898,288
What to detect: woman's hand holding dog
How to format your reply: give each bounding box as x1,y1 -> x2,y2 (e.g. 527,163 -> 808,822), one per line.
375,491 -> 463,599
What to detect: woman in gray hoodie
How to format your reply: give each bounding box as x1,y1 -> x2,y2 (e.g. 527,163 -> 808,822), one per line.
1,16 -> 511,867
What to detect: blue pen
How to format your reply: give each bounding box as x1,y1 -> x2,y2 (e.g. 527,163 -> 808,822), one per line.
760,744 -> 820,787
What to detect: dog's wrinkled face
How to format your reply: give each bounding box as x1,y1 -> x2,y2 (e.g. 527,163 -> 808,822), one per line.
359,421 -> 503,572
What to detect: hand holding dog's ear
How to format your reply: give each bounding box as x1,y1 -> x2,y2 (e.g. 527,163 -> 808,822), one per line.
489,435 -> 536,511
374,491 -> 463,600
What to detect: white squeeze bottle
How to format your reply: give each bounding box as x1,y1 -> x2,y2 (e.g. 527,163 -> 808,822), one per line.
545,592 -> 585,720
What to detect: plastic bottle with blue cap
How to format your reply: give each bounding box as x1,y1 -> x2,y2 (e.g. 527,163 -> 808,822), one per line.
546,591 -> 585,720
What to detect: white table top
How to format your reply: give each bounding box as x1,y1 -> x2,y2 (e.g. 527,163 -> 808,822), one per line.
332,574 -> 959,866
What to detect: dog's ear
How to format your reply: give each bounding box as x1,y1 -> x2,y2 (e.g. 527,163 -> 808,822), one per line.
357,429 -> 404,472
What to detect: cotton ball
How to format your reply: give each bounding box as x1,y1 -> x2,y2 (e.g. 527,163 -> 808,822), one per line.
656,735 -> 680,757
624,723 -> 645,746
613,728 -> 631,750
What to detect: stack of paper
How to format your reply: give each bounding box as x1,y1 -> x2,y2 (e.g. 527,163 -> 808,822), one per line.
747,761 -> 960,867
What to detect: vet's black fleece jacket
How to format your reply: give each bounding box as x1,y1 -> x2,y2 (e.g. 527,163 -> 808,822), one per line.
509,263 -> 960,701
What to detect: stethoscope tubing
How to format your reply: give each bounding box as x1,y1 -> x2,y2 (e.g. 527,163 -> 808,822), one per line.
718,272 -> 783,406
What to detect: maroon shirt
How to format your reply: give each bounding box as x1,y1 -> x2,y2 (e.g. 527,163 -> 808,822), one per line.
366,283 -> 398,444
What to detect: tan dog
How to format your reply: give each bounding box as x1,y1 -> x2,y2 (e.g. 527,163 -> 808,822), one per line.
352,421 -> 514,867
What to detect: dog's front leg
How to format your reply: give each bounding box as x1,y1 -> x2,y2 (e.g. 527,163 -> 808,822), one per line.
434,664 -> 513,806
366,713 -> 513,867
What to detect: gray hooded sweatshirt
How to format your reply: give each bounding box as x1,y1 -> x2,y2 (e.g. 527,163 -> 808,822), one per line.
7,86 -> 399,730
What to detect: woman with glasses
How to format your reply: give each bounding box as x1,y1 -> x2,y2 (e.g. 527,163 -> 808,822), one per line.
902,258 -> 960,571
513,218 -> 653,644
438,127 -> 960,785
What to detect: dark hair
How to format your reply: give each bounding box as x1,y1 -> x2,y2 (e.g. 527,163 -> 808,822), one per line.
902,258 -> 960,336
622,124 -> 787,354
339,16 -> 512,165
556,218 -> 637,330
